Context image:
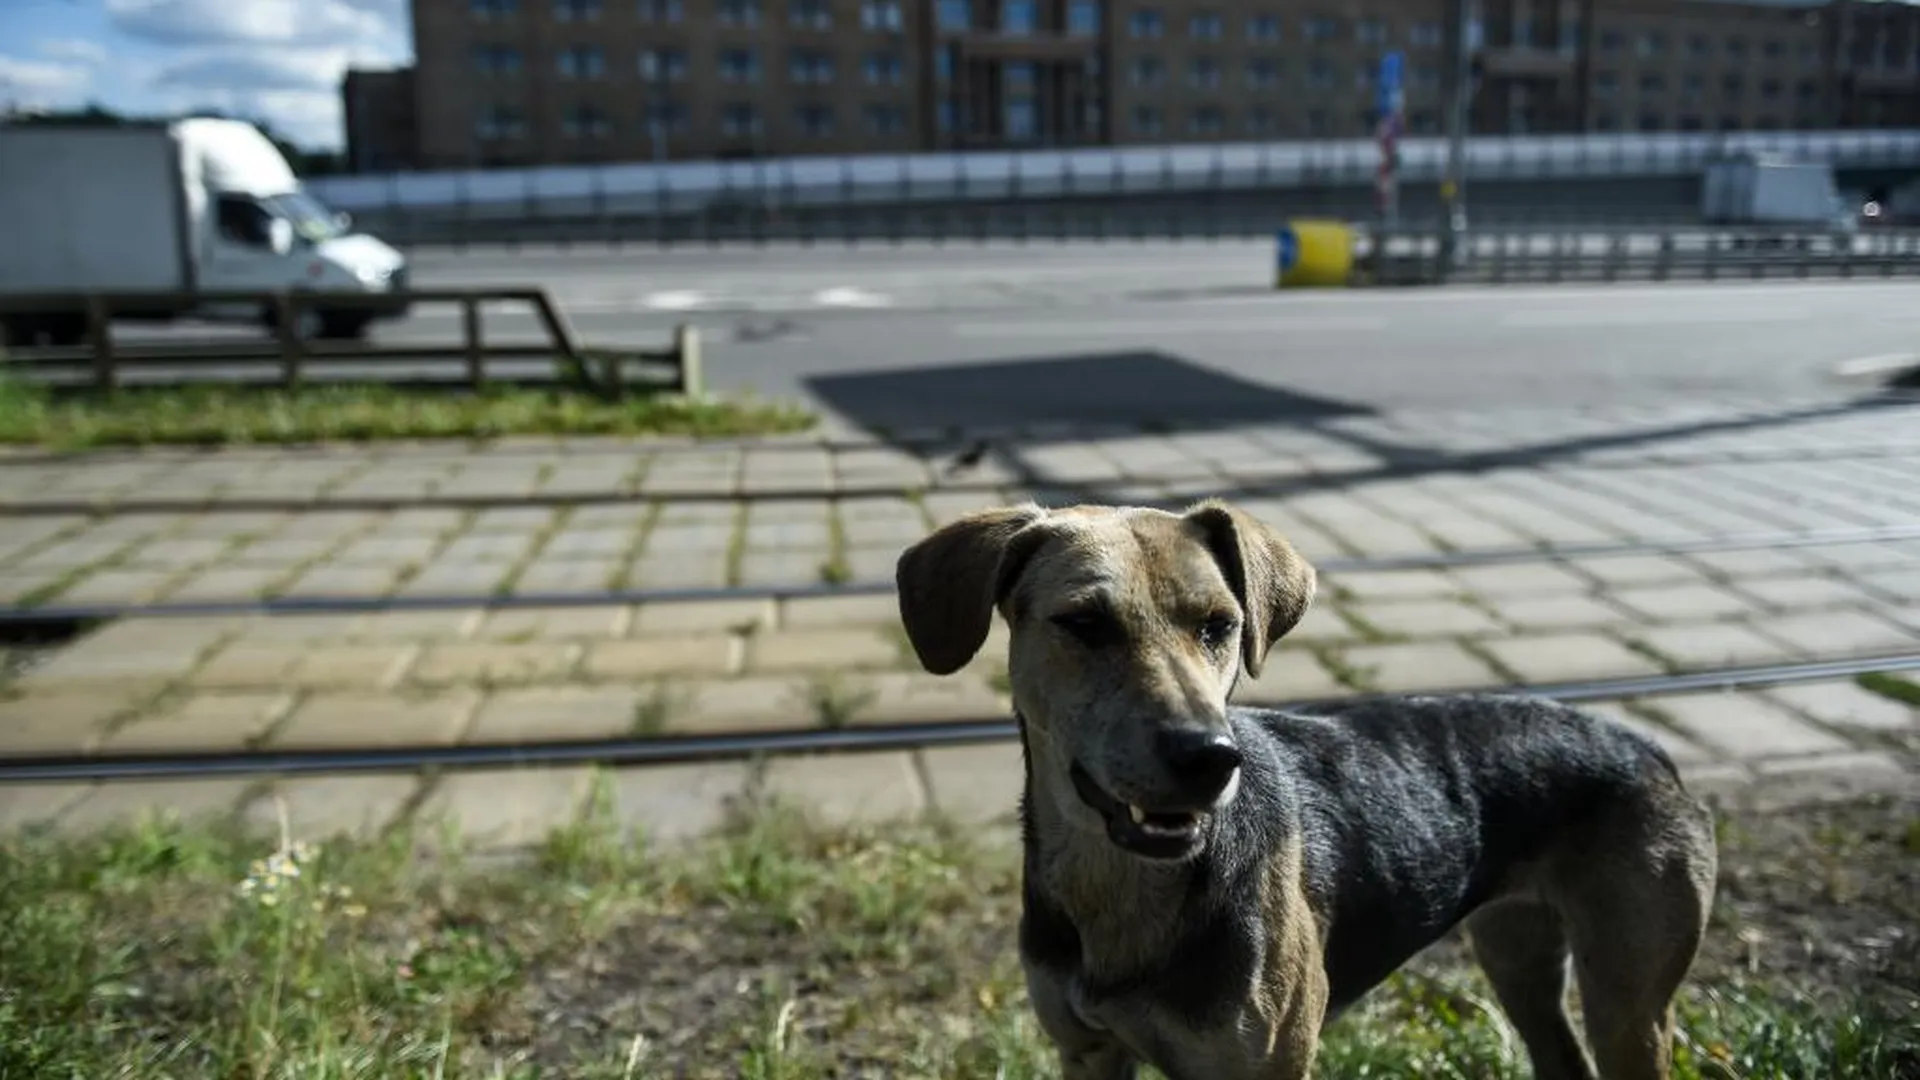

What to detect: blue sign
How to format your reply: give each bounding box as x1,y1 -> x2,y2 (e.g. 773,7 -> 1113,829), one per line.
1276,227 -> 1300,273
1376,50 -> 1405,118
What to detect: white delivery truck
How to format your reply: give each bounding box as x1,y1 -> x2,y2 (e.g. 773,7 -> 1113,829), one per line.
1700,152 -> 1859,236
0,117 -> 410,346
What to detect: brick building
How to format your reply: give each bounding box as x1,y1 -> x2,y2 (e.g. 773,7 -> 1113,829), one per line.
348,0 -> 1920,172
341,67 -> 420,171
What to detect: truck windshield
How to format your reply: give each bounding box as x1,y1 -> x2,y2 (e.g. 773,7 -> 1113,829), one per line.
263,191 -> 347,244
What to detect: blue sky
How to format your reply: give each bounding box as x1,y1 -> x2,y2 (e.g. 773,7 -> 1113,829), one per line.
0,1 -> 411,151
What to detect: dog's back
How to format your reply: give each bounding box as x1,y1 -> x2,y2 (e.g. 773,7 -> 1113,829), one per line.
1231,692 -> 1710,1016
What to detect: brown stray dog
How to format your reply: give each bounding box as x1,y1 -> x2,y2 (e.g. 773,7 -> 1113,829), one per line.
895,499 -> 1719,1080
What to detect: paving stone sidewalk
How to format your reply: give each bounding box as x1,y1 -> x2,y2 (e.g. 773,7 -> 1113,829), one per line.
2,395 -> 1918,847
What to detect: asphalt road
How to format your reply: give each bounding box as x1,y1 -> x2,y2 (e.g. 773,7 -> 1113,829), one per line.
108,242 -> 1920,432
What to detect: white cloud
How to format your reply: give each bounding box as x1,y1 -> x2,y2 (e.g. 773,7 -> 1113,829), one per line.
0,55 -> 95,109
111,1 -> 411,151
37,39 -> 110,67
106,0 -> 396,51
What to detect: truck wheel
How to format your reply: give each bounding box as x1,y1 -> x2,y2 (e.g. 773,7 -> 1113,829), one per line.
261,304 -> 325,341
317,312 -> 372,341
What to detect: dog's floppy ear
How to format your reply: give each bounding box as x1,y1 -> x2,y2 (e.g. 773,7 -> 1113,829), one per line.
896,504 -> 1049,675
1184,499 -> 1317,679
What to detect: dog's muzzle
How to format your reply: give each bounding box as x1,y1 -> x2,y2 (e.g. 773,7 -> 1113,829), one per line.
1069,731 -> 1241,861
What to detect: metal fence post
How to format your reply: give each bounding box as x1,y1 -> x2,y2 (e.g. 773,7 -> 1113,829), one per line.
87,295 -> 116,392
674,322 -> 703,397
272,292 -> 300,388
462,295 -> 486,389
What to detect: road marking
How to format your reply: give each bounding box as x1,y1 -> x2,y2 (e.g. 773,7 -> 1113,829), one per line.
1189,280 -> 1920,307
640,289 -> 716,311
1833,352 -> 1919,379
948,315 -> 1387,339
813,286 -> 893,308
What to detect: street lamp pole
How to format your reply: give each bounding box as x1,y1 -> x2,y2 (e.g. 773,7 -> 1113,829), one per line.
1438,0 -> 1478,276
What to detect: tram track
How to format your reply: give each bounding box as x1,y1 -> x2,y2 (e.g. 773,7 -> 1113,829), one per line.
1,521 -> 1916,629
4,652 -> 1916,784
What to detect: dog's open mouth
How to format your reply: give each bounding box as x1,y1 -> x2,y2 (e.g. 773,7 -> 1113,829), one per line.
1069,762 -> 1207,859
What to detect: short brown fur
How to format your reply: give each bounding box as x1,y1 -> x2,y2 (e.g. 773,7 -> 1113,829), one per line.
897,499 -> 1718,1080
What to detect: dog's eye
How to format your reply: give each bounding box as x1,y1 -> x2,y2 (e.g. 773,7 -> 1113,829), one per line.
1051,609 -> 1119,647
1198,614 -> 1238,650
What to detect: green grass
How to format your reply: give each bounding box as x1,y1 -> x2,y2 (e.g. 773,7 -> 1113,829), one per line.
0,793 -> 1913,1079
0,377 -> 814,450
1857,671 -> 1920,709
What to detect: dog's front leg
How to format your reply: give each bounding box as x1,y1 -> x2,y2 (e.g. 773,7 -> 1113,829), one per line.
1026,963 -> 1140,1080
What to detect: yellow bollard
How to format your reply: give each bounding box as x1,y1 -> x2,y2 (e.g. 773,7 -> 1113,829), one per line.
1275,219 -> 1356,288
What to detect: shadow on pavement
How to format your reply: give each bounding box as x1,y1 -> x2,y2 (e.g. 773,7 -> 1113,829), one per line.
804,350 -> 1376,434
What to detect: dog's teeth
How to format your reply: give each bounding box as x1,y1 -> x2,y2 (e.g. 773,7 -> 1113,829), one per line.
1128,804 -> 1147,825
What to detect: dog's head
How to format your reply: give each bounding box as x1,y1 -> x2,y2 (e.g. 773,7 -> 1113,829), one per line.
896,499 -> 1316,861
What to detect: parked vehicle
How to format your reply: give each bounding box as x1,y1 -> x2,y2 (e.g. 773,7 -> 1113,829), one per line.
0,117 -> 410,347
1701,153 -> 1859,237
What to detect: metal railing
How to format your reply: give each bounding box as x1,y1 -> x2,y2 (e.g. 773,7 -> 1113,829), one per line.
0,288 -> 702,397
1356,224 -> 1920,286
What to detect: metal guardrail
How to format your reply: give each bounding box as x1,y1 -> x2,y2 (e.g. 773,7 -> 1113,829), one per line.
1356,224 -> 1920,286
0,289 -> 701,397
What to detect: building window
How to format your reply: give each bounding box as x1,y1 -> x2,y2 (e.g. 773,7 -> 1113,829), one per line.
1131,105 -> 1161,135
1594,111 -> 1619,131
719,0 -> 760,26
1306,107 -> 1329,134
1682,72 -> 1703,102
864,53 -> 904,84
1598,29 -> 1624,53
1245,13 -> 1280,42
1796,79 -> 1819,104
1409,109 -> 1437,133
471,45 -> 522,74
1188,56 -> 1221,89
1413,64 -> 1439,92
934,47 -> 954,82
1128,56 -> 1163,87
1408,21 -> 1441,48
861,0 -> 903,31
1760,78 -> 1782,102
1679,115 -> 1703,132
1303,15 -> 1338,43
1763,38 -> 1786,60
1129,8 -> 1163,39
1189,11 -> 1222,39
1593,70 -> 1619,97
1687,33 -> 1710,59
562,104 -> 610,138
553,0 -> 600,19
1636,31 -> 1664,59
1725,35 -> 1747,60
1638,73 -> 1664,95
790,49 -> 835,84
936,100 -> 957,133
470,0 -> 517,15
1067,0 -> 1099,36
1637,112 -> 1662,132
795,103 -> 836,136
866,103 -> 907,134
937,0 -> 970,32
1245,106 -> 1277,134
474,105 -> 524,139
638,48 -> 687,81
1356,18 -> 1387,46
1305,57 -> 1334,91
557,46 -> 604,79
791,0 -> 832,30
1003,0 -> 1037,34
1003,61 -> 1035,91
644,102 -> 689,134
1354,63 -> 1372,91
719,48 -> 760,82
1189,105 -> 1224,136
635,0 -> 681,20
1722,72 -> 1743,96
1246,58 -> 1281,90
722,103 -> 761,137
1005,99 -> 1037,140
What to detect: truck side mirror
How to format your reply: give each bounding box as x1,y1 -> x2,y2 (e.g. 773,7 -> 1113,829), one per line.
334,211 -> 353,231
268,218 -> 294,255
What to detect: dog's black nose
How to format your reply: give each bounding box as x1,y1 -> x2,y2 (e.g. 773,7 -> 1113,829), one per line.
1157,728 -> 1242,801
